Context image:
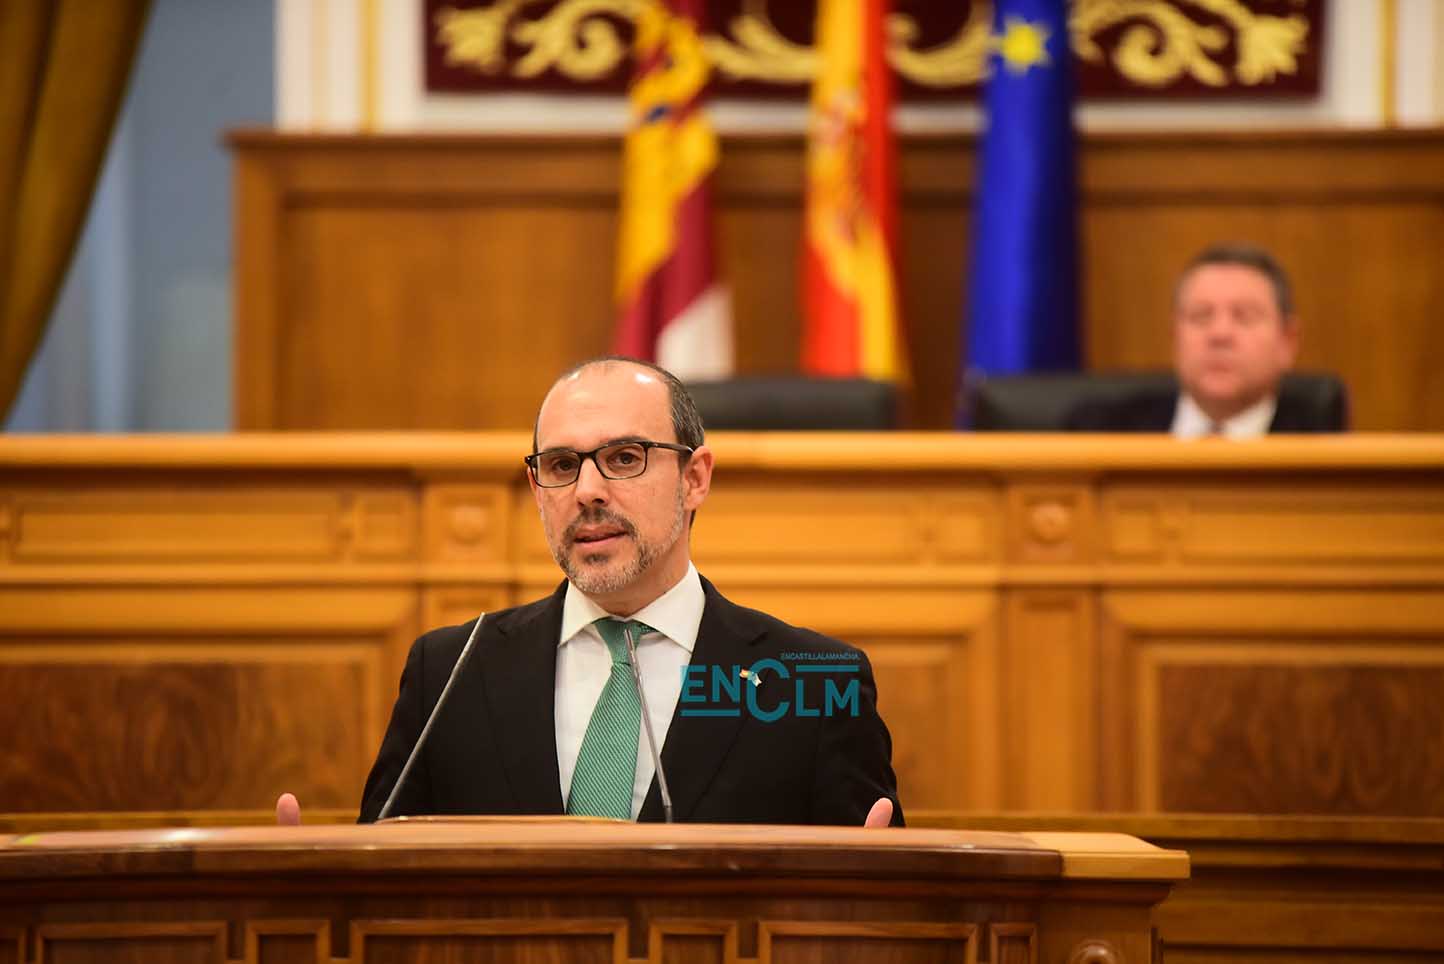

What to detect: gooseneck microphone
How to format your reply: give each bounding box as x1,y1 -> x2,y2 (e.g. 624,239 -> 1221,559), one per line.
623,622 -> 674,823
376,612 -> 488,821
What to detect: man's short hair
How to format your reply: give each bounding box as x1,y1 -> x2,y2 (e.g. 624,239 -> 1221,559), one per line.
532,356 -> 707,453
1176,243 -> 1296,319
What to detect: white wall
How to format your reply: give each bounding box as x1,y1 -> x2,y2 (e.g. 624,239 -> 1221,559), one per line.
277,0 -> 1441,133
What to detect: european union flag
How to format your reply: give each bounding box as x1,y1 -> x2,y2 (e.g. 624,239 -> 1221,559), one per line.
962,0 -> 1080,414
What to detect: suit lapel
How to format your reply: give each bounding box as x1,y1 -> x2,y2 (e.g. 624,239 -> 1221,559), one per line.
640,578 -> 765,821
478,582 -> 566,814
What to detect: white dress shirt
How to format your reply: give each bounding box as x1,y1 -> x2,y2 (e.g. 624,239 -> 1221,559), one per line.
1171,392 -> 1277,440
554,563 -> 704,819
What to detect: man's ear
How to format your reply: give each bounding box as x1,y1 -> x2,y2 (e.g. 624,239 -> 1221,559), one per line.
682,445 -> 714,511
1282,314 -> 1302,366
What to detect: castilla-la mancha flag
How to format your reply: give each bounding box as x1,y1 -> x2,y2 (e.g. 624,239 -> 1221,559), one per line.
800,0 -> 907,381
613,0 -> 733,379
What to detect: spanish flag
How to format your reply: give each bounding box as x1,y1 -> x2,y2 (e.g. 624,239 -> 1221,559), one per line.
613,0 -> 733,379
801,0 -> 906,381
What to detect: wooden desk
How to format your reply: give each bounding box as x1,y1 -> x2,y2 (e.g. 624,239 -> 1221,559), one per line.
2,434 -> 1442,822
918,812 -> 1444,964
0,821 -> 1185,964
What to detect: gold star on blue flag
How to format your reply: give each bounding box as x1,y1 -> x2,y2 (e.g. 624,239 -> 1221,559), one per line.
995,17 -> 1052,74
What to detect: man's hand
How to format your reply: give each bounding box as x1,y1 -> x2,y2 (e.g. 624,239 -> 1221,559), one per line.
864,796 -> 894,828
275,792 -> 301,826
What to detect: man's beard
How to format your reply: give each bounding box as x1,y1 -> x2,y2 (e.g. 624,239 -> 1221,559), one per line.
552,486 -> 687,596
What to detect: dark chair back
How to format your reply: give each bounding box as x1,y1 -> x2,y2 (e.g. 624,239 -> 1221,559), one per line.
686,377 -> 897,430
969,371 -> 1348,431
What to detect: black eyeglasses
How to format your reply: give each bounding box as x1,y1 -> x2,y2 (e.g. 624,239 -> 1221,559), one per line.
524,440 -> 694,487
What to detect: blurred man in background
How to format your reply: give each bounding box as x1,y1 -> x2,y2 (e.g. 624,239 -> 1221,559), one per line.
1068,244 -> 1339,436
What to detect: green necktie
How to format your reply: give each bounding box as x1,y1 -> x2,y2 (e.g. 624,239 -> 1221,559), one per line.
566,618 -> 653,819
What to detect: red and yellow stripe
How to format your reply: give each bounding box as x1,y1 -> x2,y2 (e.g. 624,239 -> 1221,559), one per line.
801,0 -> 907,382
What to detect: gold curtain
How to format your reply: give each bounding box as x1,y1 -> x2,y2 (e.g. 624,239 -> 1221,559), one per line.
0,0 -> 151,420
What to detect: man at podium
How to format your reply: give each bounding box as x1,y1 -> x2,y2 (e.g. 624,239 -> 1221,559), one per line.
281,357 -> 902,827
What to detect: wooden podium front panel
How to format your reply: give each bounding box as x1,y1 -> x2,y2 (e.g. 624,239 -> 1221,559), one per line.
0,824 -> 1182,964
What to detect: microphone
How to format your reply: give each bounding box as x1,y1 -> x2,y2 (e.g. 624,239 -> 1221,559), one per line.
623,622 -> 674,823
376,612 -> 487,821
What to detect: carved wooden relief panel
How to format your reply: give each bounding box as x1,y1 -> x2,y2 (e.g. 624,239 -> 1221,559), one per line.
36,923 -> 227,964
425,0 -> 1326,99
760,920 -> 978,963
0,916 -> 1131,964
1101,482 -> 1444,571
0,587 -> 413,813
1006,484 -> 1095,566
5,484 -> 416,566
1101,590 -> 1444,815
1156,660 -> 1444,815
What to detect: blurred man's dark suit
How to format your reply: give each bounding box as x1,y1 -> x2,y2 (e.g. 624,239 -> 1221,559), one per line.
1065,388 -> 1344,433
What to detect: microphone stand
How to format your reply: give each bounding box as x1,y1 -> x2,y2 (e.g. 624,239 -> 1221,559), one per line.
624,622 -> 674,823
376,612 -> 487,822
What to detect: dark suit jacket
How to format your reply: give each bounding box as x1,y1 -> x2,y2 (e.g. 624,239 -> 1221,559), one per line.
358,576 -> 904,826
1065,389 -> 1343,433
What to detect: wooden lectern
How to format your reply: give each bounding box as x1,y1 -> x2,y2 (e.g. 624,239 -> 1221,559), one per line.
0,820 -> 1186,963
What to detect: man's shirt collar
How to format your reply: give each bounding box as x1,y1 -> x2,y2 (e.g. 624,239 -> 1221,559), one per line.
559,562 -> 702,654
1173,392 -> 1277,439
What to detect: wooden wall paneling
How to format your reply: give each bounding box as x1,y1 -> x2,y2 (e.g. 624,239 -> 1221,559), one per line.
695,476 -> 999,574
243,919 -> 330,964
0,929 -> 19,964
513,479 -> 562,600
1001,591 -> 1099,812
235,137 -> 624,431
421,587 -> 517,631
998,478 -> 1099,811
1100,590 -> 1444,815
0,586 -> 414,813
12,485 -> 349,563
4,474 -> 419,571
1099,474 -> 1444,583
421,482 -> 516,568
1004,482 -> 1097,567
349,918 -> 627,964
757,921 -> 979,964
917,812 -> 1444,963
646,920 -> 738,964
988,922 -> 1035,964
1035,905 -> 1152,964
232,130 -> 1444,433
1160,899 -> 1444,963
36,922 -> 227,964
419,478 -> 521,640
233,149 -> 283,430
7,434 -> 1444,822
